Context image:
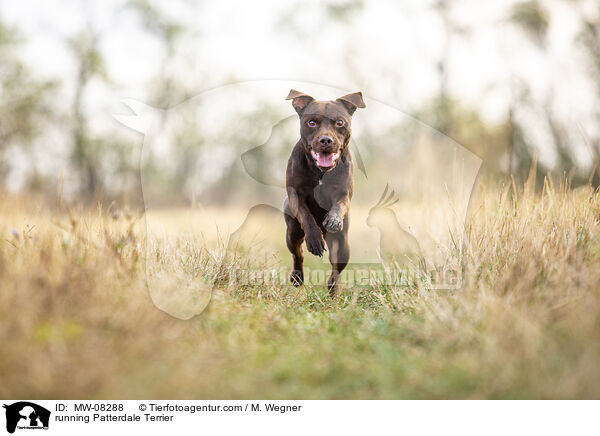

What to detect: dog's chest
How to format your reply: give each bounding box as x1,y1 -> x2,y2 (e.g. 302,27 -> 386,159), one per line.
312,175 -> 335,210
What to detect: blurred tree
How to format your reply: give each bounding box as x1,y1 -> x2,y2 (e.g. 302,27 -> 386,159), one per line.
128,0 -> 190,107
506,1 -> 598,186
0,18 -> 54,186
433,0 -> 457,135
128,0 -> 207,204
572,0 -> 600,186
415,97 -> 511,174
510,0 -> 549,46
67,26 -> 111,198
504,80 -> 549,183
507,1 -> 572,185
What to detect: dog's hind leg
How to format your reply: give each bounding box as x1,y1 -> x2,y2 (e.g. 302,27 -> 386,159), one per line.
326,227 -> 350,297
284,199 -> 305,286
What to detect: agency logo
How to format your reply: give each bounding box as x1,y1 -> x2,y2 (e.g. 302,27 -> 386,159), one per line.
3,402 -> 50,434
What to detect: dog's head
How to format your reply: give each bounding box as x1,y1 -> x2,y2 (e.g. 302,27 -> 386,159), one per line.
286,89 -> 365,172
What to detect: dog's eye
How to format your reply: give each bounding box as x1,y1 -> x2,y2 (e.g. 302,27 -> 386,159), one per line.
307,119 -> 317,127
336,119 -> 345,127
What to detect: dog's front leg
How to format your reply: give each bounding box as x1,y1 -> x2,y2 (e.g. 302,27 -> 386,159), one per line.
287,188 -> 326,256
323,194 -> 350,233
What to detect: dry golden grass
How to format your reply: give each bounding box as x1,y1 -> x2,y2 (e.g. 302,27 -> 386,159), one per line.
0,178 -> 599,399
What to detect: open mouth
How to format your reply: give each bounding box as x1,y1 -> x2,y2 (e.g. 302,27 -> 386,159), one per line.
310,149 -> 340,170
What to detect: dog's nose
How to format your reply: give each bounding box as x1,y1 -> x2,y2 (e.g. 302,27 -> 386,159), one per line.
318,136 -> 333,146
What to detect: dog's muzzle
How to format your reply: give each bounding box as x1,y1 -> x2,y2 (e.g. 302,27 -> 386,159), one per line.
310,149 -> 341,170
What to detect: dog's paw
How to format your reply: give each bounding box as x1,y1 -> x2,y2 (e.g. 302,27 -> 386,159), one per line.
305,228 -> 326,256
323,212 -> 343,233
290,270 -> 304,286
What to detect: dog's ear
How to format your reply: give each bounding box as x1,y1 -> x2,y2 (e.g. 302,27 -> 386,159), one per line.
336,91 -> 366,115
286,89 -> 314,115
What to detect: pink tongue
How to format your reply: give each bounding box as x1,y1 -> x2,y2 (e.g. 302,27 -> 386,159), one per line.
317,153 -> 334,167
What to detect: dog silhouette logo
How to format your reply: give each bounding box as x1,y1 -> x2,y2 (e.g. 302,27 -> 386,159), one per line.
3,402 -> 50,433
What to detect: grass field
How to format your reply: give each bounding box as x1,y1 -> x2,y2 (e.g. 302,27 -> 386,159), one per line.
1,178 -> 599,399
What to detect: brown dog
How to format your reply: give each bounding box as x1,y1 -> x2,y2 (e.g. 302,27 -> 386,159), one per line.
283,89 -> 366,296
